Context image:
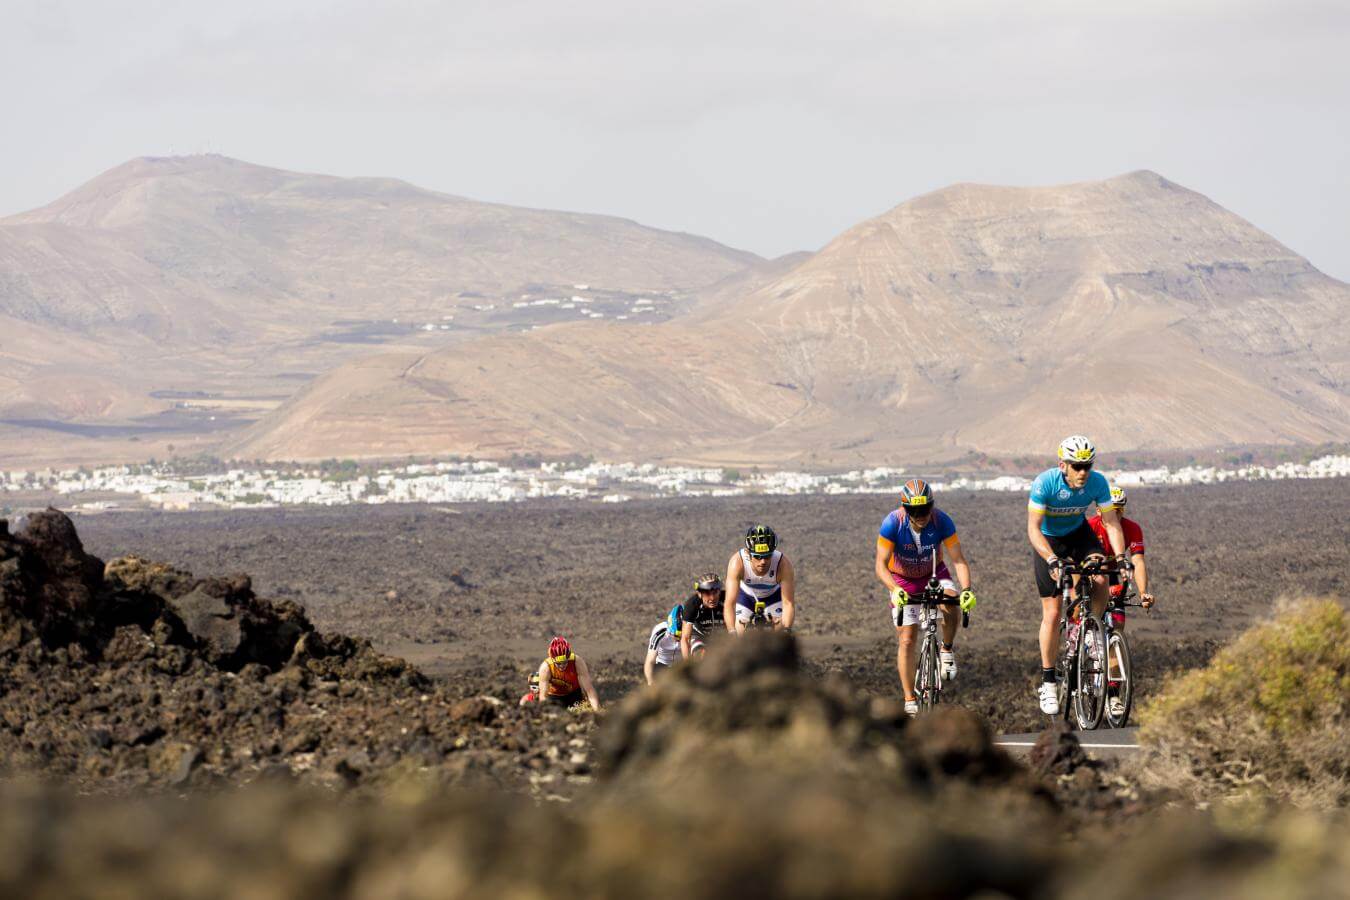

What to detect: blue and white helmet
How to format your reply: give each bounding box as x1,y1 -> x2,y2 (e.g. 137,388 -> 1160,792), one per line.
1057,434 -> 1096,464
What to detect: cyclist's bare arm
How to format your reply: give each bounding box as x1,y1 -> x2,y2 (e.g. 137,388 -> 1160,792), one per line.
643,648 -> 658,685
875,541 -> 896,592
576,656 -> 601,711
723,552 -> 743,633
531,660 -> 551,701
1132,552 -> 1154,604
943,535 -> 972,592
680,624 -> 692,658
778,556 -> 796,629
1027,508 -> 1054,562
1097,505 -> 1127,558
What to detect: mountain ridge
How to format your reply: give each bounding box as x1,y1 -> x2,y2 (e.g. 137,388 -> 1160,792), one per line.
227,168 -> 1350,464
0,154 -> 764,445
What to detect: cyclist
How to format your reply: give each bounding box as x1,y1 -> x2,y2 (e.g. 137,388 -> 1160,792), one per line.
874,479 -> 977,716
644,612 -> 683,684
1087,486 -> 1157,719
723,525 -> 796,633
1027,435 -> 1127,716
519,636 -> 602,710
676,572 -> 726,658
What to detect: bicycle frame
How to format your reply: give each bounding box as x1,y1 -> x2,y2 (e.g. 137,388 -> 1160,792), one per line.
746,599 -> 772,630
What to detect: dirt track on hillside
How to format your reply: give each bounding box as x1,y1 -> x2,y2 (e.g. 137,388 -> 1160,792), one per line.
75,477 -> 1350,735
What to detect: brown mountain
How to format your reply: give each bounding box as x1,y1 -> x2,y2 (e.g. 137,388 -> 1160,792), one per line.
228,171 -> 1350,464
0,155 -> 760,462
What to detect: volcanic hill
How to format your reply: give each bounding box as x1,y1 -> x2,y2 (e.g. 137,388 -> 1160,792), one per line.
229,171 -> 1350,465
0,155 -> 759,463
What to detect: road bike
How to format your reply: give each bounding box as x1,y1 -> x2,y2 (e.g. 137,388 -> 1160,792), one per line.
910,550 -> 969,714
1053,557 -> 1141,729
745,599 -> 774,630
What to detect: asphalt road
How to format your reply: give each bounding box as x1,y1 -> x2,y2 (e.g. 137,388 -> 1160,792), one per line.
994,726 -> 1140,759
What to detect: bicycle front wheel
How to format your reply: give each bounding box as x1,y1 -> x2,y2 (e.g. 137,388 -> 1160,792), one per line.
1054,619 -> 1072,721
1105,631 -> 1133,727
917,633 -> 941,712
1073,617 -> 1106,730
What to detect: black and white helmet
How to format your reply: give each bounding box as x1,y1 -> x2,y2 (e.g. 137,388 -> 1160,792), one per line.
745,525 -> 777,559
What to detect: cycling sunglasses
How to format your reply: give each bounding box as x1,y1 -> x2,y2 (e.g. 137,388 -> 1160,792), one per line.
903,504 -> 933,517
1067,462 -> 1093,472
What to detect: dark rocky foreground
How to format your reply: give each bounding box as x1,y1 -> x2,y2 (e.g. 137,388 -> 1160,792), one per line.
0,509 -> 595,794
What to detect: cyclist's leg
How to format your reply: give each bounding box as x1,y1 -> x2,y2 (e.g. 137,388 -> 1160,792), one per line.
937,576 -> 960,646
761,588 -> 785,626
733,588 -> 755,634
893,603 -> 921,700
1106,592 -> 1127,680
1033,550 -> 1061,669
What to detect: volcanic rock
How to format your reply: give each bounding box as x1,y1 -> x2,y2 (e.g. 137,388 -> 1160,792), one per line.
1030,721 -> 1091,777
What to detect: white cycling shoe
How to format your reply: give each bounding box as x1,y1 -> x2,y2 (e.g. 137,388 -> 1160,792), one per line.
904,699 -> 919,717
1038,682 -> 1060,716
940,649 -> 957,681
1107,696 -> 1127,719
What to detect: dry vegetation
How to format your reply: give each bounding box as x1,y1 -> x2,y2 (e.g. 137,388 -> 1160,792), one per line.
1138,597 -> 1349,809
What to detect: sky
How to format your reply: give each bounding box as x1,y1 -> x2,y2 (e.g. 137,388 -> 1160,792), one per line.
4,0 -> 1349,279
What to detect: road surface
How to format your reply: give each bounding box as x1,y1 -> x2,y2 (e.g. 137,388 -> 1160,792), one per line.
994,726 -> 1139,759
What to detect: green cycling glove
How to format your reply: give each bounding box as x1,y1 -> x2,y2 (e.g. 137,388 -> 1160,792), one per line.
959,589 -> 978,613
889,586 -> 910,608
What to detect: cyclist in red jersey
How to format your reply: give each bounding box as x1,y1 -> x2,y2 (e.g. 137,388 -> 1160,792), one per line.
1085,486 -> 1156,615
1086,486 -> 1156,720
518,636 -> 602,711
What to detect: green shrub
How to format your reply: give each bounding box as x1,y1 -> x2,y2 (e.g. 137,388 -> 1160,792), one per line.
1138,598 -> 1349,808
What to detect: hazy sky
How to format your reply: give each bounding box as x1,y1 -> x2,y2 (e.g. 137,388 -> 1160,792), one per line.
5,0 -> 1349,279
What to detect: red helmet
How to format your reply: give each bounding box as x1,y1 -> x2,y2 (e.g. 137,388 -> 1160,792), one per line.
548,636 -> 572,661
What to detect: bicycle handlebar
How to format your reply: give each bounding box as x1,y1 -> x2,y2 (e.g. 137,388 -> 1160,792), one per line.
1054,555 -> 1132,588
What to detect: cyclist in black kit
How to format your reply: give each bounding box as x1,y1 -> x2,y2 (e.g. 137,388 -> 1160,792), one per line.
675,572 -> 726,658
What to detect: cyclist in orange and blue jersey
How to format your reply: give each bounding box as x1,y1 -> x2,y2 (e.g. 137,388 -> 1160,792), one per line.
874,479 -> 977,716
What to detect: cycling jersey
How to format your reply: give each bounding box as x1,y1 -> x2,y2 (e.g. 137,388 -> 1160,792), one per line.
1086,514 -> 1145,556
647,622 -> 681,666
877,508 -> 960,583
544,654 -> 580,698
1028,468 -> 1113,537
680,592 -> 724,634
737,549 -> 782,599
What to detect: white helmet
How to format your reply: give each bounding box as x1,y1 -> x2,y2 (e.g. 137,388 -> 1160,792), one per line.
1109,486 -> 1127,507
1057,435 -> 1096,464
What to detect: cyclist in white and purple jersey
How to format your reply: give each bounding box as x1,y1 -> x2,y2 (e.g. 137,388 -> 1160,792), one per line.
874,479 -> 977,716
1026,435 -> 1127,716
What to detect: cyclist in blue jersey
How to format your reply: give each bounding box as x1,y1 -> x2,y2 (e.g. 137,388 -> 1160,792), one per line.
874,479 -> 977,716
1027,435 -> 1127,715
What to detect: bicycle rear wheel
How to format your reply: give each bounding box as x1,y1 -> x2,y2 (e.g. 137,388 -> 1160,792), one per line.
1105,631 -> 1133,727
1073,617 -> 1106,730
917,633 -> 941,712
